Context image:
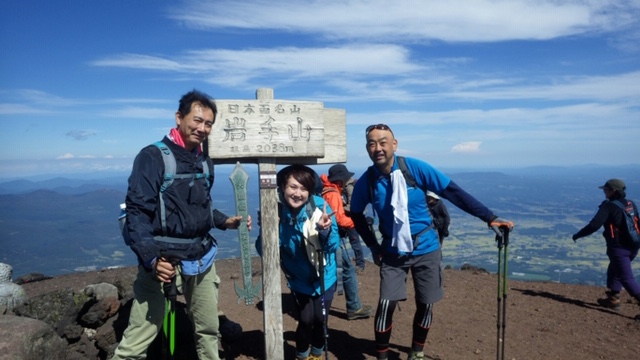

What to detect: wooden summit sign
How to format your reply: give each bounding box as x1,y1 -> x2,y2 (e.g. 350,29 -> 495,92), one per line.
207,88 -> 346,360
208,89 -> 346,165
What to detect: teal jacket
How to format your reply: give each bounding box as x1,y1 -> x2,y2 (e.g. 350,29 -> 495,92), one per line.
256,195 -> 339,296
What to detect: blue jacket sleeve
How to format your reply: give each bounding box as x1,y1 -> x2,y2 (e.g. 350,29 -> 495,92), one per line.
440,180 -> 495,223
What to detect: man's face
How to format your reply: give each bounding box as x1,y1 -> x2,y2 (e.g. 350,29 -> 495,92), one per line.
175,101 -> 215,151
366,128 -> 397,171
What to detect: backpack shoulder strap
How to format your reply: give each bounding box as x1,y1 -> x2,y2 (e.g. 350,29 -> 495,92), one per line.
609,199 -> 627,212
366,166 -> 375,202
306,195 -> 317,219
396,156 -> 417,188
153,141 -> 176,192
153,142 -> 175,236
321,187 -> 338,196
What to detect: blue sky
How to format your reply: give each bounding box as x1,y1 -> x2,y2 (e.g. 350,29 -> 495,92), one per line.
1,0 -> 640,178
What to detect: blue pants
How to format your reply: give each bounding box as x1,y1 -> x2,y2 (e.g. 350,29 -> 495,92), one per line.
345,227 -> 365,270
606,246 -> 640,301
339,238 -> 363,313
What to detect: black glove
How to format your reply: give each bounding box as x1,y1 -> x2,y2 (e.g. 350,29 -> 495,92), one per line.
366,216 -> 374,226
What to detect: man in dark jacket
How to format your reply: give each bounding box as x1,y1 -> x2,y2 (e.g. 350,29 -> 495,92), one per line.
112,90 -> 251,360
572,178 -> 640,311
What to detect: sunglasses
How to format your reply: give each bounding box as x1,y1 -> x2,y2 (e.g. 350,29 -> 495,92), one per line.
365,123 -> 393,135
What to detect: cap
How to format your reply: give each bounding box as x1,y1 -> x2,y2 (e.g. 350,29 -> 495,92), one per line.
599,179 -> 626,192
426,191 -> 440,200
328,164 -> 355,183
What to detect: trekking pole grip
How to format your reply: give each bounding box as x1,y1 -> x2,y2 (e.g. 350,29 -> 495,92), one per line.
501,226 -> 510,247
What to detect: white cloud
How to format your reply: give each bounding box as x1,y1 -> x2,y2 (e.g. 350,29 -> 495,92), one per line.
57,153 -> 74,160
451,141 -> 482,153
92,44 -> 422,87
172,0 -> 640,42
444,71 -> 640,102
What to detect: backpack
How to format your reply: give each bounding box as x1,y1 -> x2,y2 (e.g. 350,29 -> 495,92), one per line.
322,186 -> 348,238
119,141 -> 211,244
610,199 -> 640,248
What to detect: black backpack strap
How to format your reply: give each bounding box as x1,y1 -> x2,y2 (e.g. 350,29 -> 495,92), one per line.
366,166 -> 376,207
396,156 -> 417,188
306,195 -> 317,219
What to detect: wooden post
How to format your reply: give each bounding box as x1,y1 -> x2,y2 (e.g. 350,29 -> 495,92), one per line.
257,158 -> 282,359
207,88 -> 346,359
255,89 -> 284,360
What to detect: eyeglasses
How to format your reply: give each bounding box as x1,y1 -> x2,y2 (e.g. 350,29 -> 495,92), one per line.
366,124 -> 392,135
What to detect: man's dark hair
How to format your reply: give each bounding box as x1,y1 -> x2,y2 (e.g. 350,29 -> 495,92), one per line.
178,89 -> 217,120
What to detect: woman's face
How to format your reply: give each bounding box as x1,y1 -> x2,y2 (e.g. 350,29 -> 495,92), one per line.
283,176 -> 309,210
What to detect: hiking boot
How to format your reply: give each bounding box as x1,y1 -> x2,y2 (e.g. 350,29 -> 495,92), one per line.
407,350 -> 426,360
347,305 -> 372,320
597,291 -> 621,310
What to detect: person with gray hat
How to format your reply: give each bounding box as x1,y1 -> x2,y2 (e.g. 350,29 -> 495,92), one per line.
342,175 -> 367,272
572,178 -> 640,311
320,164 -> 372,320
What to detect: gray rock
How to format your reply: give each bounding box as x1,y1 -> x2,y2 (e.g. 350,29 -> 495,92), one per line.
0,315 -> 66,360
0,263 -> 28,310
0,263 -> 12,283
12,288 -> 90,337
84,283 -> 118,301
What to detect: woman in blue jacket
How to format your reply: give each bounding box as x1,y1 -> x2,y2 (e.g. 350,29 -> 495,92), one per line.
256,165 -> 340,360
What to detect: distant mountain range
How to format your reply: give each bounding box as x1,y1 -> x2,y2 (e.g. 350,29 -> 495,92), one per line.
1,165 -> 639,285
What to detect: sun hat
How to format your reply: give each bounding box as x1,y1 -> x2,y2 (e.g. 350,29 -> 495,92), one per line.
328,164 -> 354,183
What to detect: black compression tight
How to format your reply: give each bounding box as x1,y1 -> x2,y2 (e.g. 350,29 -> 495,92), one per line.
374,300 -> 433,357
294,292 -> 332,354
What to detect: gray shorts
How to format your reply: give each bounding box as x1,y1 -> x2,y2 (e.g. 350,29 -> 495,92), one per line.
379,249 -> 443,304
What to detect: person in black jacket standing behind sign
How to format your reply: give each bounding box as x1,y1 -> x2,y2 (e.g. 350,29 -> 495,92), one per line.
572,178 -> 640,312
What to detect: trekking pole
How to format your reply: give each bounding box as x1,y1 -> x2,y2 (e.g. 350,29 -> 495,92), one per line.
493,226 -> 510,360
317,249 -> 329,360
159,253 -> 184,360
163,275 -> 177,360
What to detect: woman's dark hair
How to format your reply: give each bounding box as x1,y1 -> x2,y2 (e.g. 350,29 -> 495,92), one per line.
177,89 -> 217,120
277,165 -> 318,194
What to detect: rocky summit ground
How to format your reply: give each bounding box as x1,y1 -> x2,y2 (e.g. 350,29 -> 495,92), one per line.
21,257 -> 640,360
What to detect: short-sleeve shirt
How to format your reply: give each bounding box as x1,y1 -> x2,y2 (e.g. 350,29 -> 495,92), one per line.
350,155 -> 451,256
